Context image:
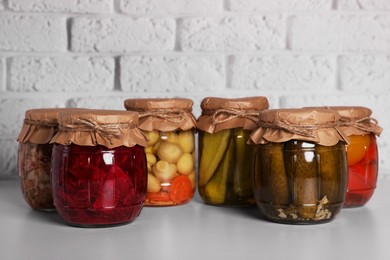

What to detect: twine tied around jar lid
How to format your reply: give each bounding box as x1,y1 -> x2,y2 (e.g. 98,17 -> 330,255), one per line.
138,108 -> 187,124
211,108 -> 260,124
59,118 -> 127,145
304,106 -> 383,136
257,120 -> 338,139
124,98 -> 196,132
17,108 -> 88,144
197,96 -> 269,133
339,116 -> 382,135
51,110 -> 148,148
250,108 -> 350,146
23,118 -> 59,128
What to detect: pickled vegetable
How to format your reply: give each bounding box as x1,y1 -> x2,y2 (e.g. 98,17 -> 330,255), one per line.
254,140 -> 347,223
316,142 -> 347,204
198,130 -> 230,186
232,128 -> 255,200
144,130 -> 195,206
284,141 -> 318,219
202,136 -> 234,204
18,143 -> 54,211
198,128 -> 255,206
345,135 -> 378,207
51,144 -> 147,226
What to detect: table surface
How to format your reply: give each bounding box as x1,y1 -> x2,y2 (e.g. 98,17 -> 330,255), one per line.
1,179 -> 389,260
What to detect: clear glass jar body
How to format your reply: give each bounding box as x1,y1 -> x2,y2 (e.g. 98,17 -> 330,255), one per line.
253,141 -> 347,224
144,129 -> 195,206
198,128 -> 255,206
18,142 -> 54,211
344,134 -> 378,207
51,144 -> 147,227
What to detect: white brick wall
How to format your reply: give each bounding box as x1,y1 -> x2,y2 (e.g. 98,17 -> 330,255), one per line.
1,0 -> 390,179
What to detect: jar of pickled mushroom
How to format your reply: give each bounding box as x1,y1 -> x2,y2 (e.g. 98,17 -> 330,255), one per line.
250,108 -> 349,224
331,106 -> 382,207
124,98 -> 196,206
196,96 -> 269,206
50,110 -> 148,227
17,108 -> 85,211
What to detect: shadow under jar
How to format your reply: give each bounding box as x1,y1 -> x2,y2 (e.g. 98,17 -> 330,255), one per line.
250,108 -> 348,224
50,110 -> 148,227
124,98 -> 197,207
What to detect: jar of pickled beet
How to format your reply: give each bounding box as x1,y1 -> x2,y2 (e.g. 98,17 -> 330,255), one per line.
250,108 -> 349,224
331,107 -> 382,207
17,108 -> 85,211
196,96 -> 269,206
124,98 -> 196,206
50,110 -> 148,227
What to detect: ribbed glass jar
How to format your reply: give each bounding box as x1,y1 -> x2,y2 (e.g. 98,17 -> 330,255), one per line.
50,110 -> 148,227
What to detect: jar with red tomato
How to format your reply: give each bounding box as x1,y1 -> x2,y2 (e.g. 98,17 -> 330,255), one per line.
50,110 -> 148,227
331,107 -> 382,207
124,98 -> 196,206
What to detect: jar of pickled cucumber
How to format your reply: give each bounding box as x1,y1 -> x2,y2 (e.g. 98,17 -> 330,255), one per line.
124,98 -> 197,206
330,107 -> 382,207
250,108 -> 349,224
17,108 -> 85,211
196,96 -> 269,206
50,110 -> 148,227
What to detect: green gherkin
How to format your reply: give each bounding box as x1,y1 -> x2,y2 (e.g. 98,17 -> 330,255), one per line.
198,130 -> 231,187
316,142 -> 347,204
232,128 -> 255,200
203,135 -> 234,204
254,143 -> 290,206
284,140 -> 318,219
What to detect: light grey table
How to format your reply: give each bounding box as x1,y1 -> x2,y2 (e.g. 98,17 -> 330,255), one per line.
1,179 -> 389,260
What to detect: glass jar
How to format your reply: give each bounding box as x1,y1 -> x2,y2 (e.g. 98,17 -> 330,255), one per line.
124,98 -> 196,206
329,106 -> 382,207
196,96 -> 269,206
50,110 -> 148,227
17,108 -> 84,211
250,108 -> 348,224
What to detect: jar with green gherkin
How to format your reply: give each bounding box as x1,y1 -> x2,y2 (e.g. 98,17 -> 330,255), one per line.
250,108 -> 349,224
196,96 -> 269,206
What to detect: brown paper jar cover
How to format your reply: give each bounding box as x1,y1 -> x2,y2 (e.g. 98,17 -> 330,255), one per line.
124,98 -> 196,132
250,108 -> 349,146
50,110 -> 147,148
17,108 -> 88,144
196,96 -> 269,133
313,106 -> 382,137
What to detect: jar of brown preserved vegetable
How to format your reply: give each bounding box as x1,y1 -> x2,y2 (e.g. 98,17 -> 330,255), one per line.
196,96 -> 269,206
250,108 -> 349,224
329,107 -> 382,207
17,108 -> 85,211
124,98 -> 197,206
50,110 -> 148,227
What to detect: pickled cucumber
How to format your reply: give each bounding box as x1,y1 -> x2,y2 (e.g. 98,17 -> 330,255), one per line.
232,128 -> 254,199
316,142 -> 347,204
198,130 -> 231,186
203,137 -> 234,204
284,141 -> 318,219
268,143 -> 290,206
